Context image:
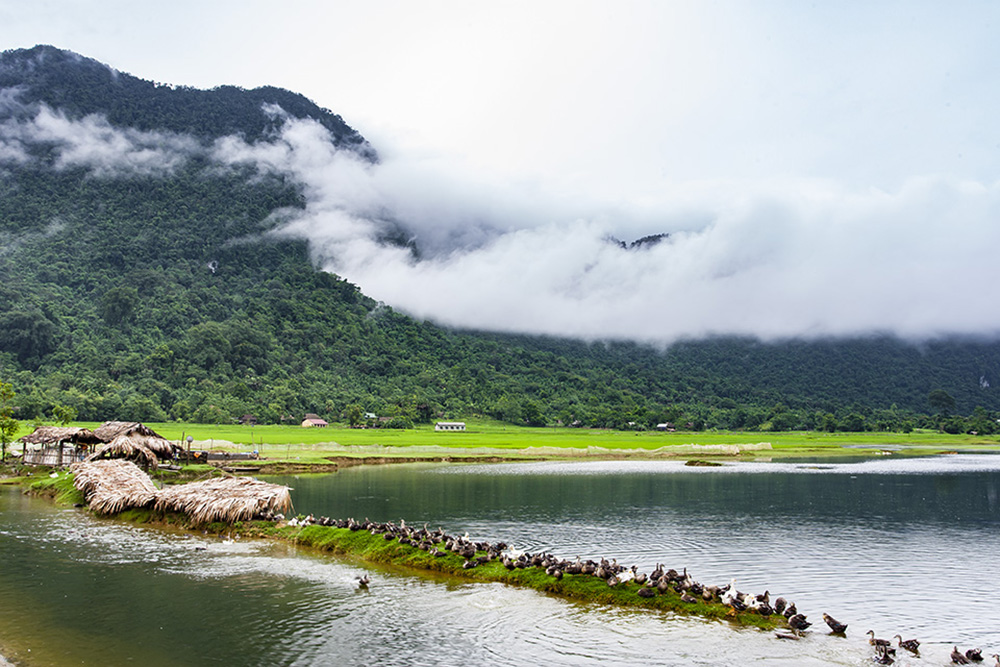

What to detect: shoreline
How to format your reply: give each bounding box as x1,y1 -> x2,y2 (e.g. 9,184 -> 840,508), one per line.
185,441 -> 989,475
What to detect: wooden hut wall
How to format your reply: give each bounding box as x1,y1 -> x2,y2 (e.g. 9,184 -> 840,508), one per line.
23,445 -> 89,466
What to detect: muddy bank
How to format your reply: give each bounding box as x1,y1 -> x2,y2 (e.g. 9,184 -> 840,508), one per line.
214,443 -> 778,474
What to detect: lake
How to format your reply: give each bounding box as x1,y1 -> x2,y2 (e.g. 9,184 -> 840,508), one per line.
1,454 -> 998,665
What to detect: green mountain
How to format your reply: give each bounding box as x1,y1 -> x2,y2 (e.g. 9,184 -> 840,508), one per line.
1,45 -> 998,433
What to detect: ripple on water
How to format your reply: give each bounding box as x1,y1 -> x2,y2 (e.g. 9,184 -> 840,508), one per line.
5,456 -> 1000,667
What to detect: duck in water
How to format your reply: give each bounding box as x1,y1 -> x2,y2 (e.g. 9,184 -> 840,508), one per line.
893,635 -> 919,655
965,648 -> 984,663
822,613 -> 847,635
867,630 -> 894,655
873,643 -> 895,665
951,646 -> 972,664
788,614 -> 811,631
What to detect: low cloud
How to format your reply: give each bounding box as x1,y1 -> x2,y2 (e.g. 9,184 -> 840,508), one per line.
8,104 -> 1000,344
0,102 -> 199,175
216,116 -> 1000,343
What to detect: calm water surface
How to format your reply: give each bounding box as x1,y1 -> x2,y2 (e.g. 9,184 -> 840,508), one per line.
1,454 -> 998,666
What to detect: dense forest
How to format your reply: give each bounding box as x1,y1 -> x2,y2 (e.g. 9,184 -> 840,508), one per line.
2,45 -> 999,434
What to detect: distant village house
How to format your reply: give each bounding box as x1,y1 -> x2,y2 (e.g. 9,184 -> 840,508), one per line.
301,413 -> 328,428
434,421 -> 466,432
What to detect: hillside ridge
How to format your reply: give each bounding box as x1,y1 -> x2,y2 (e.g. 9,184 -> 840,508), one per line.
0,45 -> 998,434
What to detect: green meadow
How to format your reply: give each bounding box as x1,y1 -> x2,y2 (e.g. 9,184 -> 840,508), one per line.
13,420 -> 997,466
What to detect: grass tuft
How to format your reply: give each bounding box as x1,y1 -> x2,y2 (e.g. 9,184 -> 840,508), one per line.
27,471 -> 84,506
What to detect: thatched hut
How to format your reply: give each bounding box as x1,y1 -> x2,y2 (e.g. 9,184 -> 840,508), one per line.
93,421 -> 177,461
93,420 -> 163,440
20,426 -> 102,466
71,459 -> 159,515
86,435 -> 160,470
155,477 -> 293,524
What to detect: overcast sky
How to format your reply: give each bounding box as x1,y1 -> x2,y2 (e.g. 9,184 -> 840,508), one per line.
3,1 -> 1000,343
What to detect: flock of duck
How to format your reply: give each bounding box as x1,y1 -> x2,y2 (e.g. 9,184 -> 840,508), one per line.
864,629 -> 998,665
285,514 -> 811,619
280,514 -> 997,665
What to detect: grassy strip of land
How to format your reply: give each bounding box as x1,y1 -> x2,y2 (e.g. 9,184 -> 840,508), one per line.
113,503 -> 794,630
11,470 -> 784,629
271,523 -> 785,629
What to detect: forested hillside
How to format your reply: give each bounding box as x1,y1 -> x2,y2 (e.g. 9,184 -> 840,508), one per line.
1,45 -> 999,433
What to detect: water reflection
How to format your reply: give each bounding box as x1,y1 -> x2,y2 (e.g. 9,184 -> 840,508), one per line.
1,455 -> 998,666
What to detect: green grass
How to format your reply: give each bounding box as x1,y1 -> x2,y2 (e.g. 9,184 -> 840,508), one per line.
146,422 -> 1000,450
143,422 -> 1000,464
25,469 -> 84,505
10,420 -> 998,468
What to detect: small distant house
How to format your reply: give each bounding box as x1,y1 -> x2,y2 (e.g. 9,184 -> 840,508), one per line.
656,423 -> 676,432
302,413 -> 328,428
434,421 -> 466,432
239,414 -> 258,426
364,412 -> 377,420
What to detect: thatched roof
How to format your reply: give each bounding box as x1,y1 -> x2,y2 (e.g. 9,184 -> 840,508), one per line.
133,434 -> 177,458
93,421 -> 165,442
86,435 -> 159,470
19,426 -> 101,446
71,460 -> 159,515
155,477 -> 293,524
91,422 -> 176,459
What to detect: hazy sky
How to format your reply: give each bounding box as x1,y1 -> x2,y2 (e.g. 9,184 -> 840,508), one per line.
3,1 -> 1000,343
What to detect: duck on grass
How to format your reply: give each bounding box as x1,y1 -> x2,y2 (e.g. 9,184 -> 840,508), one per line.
260,515 -> 795,630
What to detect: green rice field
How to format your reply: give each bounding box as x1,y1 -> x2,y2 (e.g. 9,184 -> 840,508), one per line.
11,419 -> 998,465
